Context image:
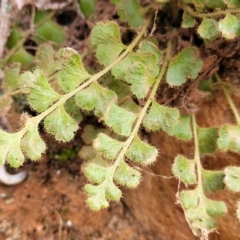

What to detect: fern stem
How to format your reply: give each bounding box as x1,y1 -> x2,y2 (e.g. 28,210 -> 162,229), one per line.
183,5 -> 240,19
106,39 -> 173,178
192,115 -> 204,200
32,18 -> 152,123
215,74 -> 240,126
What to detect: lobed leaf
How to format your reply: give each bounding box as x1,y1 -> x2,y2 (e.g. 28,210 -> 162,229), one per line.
19,71 -> 37,94
224,166 -> 240,192
75,82 -> 117,117
112,41 -> 161,80
28,69 -> 61,112
114,160 -> 141,188
84,184 -> 109,210
143,101 -> 179,133
8,47 -> 34,70
36,43 -> 56,75
91,21 -> 126,66
166,47 -> 203,86
0,130 -> 25,167
202,169 -> 225,193
204,198 -> 227,217
104,104 -> 136,136
78,0 -> 96,18
34,11 -> 67,45
182,11 -> 195,28
21,123 -> 46,161
2,63 -> 21,91
105,180 -> 122,201
64,98 -> 83,123
217,124 -> 240,152
124,62 -> 155,99
198,126 -> 218,154
168,115 -> 192,140
198,18 -> 219,40
172,155 -> 196,184
93,133 -> 123,160
96,42 -> 126,66
126,136 -> 158,165
44,104 -> 78,142
57,48 -> 90,92
218,14 -> 240,39
180,189 -> 198,209
83,162 -> 107,184
117,0 -> 144,28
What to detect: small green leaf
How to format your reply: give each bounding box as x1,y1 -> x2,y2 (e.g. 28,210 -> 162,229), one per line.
91,22 -> 126,66
34,12 -> 67,45
138,40 -> 162,77
198,19 -> 219,40
117,0 -> 144,28
36,43 -> 56,75
124,62 -> 155,98
6,27 -> 22,49
19,71 -> 37,94
114,160 -> 141,188
126,136 -> 158,165
112,40 -> 161,80
0,131 -> 25,167
21,123 -> 46,161
44,104 -> 78,142
8,47 -> 34,70
224,166 -> 240,192
57,48 -> 90,92
93,133 -> 123,160
202,169 -> 225,193
168,115 -> 192,140
172,155 -> 196,184
198,126 -> 218,154
143,101 -> 179,133
104,104 -> 136,136
182,11 -> 196,28
91,21 -> 122,46
105,181 -> 122,201
83,162 -> 107,184
78,0 -> 96,18
180,189 -> 198,209
3,63 -> 21,91
217,124 -> 240,152
64,98 -> 83,123
204,198 -> 227,217
218,14 -> 240,39
166,47 -> 203,86
84,184 -> 109,210
28,69 -> 61,112
96,42 -> 126,66
75,83 -> 117,117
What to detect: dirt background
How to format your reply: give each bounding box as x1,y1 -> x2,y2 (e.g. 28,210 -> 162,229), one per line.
1,0 -> 240,239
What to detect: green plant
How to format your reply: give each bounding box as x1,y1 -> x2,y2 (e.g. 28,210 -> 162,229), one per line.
1,0 -> 240,239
